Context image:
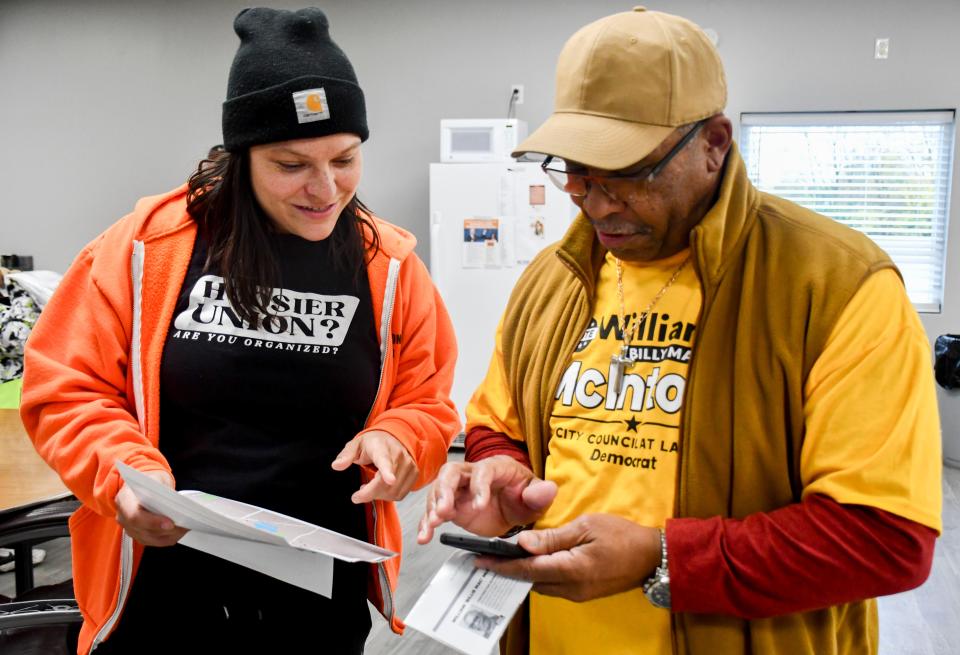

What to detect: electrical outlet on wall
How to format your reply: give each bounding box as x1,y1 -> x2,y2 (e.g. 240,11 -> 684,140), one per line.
511,84 -> 524,105
875,37 -> 890,59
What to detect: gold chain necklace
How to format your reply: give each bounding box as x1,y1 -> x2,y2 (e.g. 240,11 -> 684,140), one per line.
610,255 -> 690,395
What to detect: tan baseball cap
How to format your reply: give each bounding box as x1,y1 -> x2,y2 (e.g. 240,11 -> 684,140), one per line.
513,6 -> 727,170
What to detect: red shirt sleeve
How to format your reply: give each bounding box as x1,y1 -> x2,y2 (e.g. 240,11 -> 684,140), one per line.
464,426 -> 532,469
668,493 -> 937,618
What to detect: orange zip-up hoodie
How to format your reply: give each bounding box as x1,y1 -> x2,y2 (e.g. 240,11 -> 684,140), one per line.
20,185 -> 460,654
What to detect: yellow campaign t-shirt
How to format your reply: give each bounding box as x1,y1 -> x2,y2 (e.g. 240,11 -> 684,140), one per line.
800,269 -> 942,530
531,249 -> 700,655
466,254 -> 942,655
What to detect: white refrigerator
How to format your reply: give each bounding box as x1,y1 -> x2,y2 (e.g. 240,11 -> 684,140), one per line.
429,162 -> 577,433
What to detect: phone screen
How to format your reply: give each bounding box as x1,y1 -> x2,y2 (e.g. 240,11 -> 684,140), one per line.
439,533 -> 530,558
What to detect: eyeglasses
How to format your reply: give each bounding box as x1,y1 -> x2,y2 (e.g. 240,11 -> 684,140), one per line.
541,119 -> 707,201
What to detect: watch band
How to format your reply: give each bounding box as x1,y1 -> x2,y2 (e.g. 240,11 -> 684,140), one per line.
642,528 -> 671,609
657,528 -> 668,571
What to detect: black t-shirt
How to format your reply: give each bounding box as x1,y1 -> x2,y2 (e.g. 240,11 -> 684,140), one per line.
159,232 -> 379,532
119,231 -> 381,643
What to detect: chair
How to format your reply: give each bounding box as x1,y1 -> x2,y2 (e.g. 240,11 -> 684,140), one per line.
0,498 -> 79,596
0,498 -> 82,654
0,580 -> 82,655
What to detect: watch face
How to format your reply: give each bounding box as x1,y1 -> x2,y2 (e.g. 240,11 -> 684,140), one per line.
646,580 -> 671,609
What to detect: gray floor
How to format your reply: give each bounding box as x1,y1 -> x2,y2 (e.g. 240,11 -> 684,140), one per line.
4,459 -> 958,654
875,464 -> 960,655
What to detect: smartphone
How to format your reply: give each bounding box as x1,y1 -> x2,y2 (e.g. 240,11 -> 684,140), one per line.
439,533 -> 530,558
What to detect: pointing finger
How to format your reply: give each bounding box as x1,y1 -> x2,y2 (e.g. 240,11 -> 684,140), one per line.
332,438 -> 361,471
469,461 -> 497,511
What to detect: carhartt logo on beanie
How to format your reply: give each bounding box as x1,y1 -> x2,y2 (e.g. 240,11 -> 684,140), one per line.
222,7 -> 368,151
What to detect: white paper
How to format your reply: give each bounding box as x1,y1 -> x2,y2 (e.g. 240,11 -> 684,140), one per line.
117,462 -> 395,598
179,531 -> 334,597
462,217 -> 503,269
515,215 -> 547,265
405,550 -> 532,655
498,216 -> 516,269
498,173 -> 517,216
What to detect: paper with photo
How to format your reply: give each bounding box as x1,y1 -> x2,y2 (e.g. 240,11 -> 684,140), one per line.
515,215 -> 547,264
405,550 -> 532,655
462,217 -> 503,268
117,462 -> 395,597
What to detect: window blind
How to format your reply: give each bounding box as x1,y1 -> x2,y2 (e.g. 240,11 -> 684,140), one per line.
741,111 -> 955,312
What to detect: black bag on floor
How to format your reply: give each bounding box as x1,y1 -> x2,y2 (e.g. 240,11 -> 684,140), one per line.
934,334 -> 960,390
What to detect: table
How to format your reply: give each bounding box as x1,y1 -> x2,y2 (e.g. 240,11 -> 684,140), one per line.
0,409 -> 69,514
0,409 -> 73,595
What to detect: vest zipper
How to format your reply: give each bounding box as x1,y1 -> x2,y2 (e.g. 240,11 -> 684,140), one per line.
542,250 -> 595,467
669,232 -> 709,655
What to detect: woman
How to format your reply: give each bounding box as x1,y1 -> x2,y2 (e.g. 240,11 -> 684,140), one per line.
19,7 -> 459,654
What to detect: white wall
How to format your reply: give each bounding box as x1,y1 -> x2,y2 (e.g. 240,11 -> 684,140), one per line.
2,0 -> 958,459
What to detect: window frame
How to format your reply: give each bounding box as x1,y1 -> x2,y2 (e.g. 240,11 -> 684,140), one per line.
740,109 -> 956,313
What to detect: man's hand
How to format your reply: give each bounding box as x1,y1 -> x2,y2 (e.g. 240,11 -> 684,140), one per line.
417,455 -> 557,543
332,430 -> 419,503
114,469 -> 187,547
475,513 -> 662,603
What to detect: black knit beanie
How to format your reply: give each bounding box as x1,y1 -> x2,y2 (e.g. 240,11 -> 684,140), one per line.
222,7 -> 368,151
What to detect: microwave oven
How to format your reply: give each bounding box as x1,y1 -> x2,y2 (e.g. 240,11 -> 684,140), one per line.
440,119 -> 527,163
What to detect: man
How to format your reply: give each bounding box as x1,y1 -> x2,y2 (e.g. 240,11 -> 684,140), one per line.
418,7 -> 942,655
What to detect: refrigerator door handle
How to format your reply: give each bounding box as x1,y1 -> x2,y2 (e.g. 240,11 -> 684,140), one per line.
430,215 -> 442,285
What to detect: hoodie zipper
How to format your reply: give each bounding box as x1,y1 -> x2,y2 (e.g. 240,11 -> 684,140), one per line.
363,257 -> 402,625
91,240 -> 146,650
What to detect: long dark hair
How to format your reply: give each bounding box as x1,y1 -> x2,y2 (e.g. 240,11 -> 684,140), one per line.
185,146 -> 381,325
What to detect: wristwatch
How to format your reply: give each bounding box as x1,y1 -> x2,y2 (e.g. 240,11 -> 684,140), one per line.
642,529 -> 671,609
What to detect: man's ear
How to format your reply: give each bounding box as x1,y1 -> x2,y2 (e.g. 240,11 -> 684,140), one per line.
702,114 -> 733,172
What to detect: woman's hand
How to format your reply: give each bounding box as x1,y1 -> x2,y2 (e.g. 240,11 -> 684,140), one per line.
332,430 -> 419,503
114,469 -> 188,547
417,455 -> 557,543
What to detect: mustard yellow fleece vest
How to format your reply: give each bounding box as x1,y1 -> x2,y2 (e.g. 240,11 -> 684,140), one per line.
498,147 -> 896,655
